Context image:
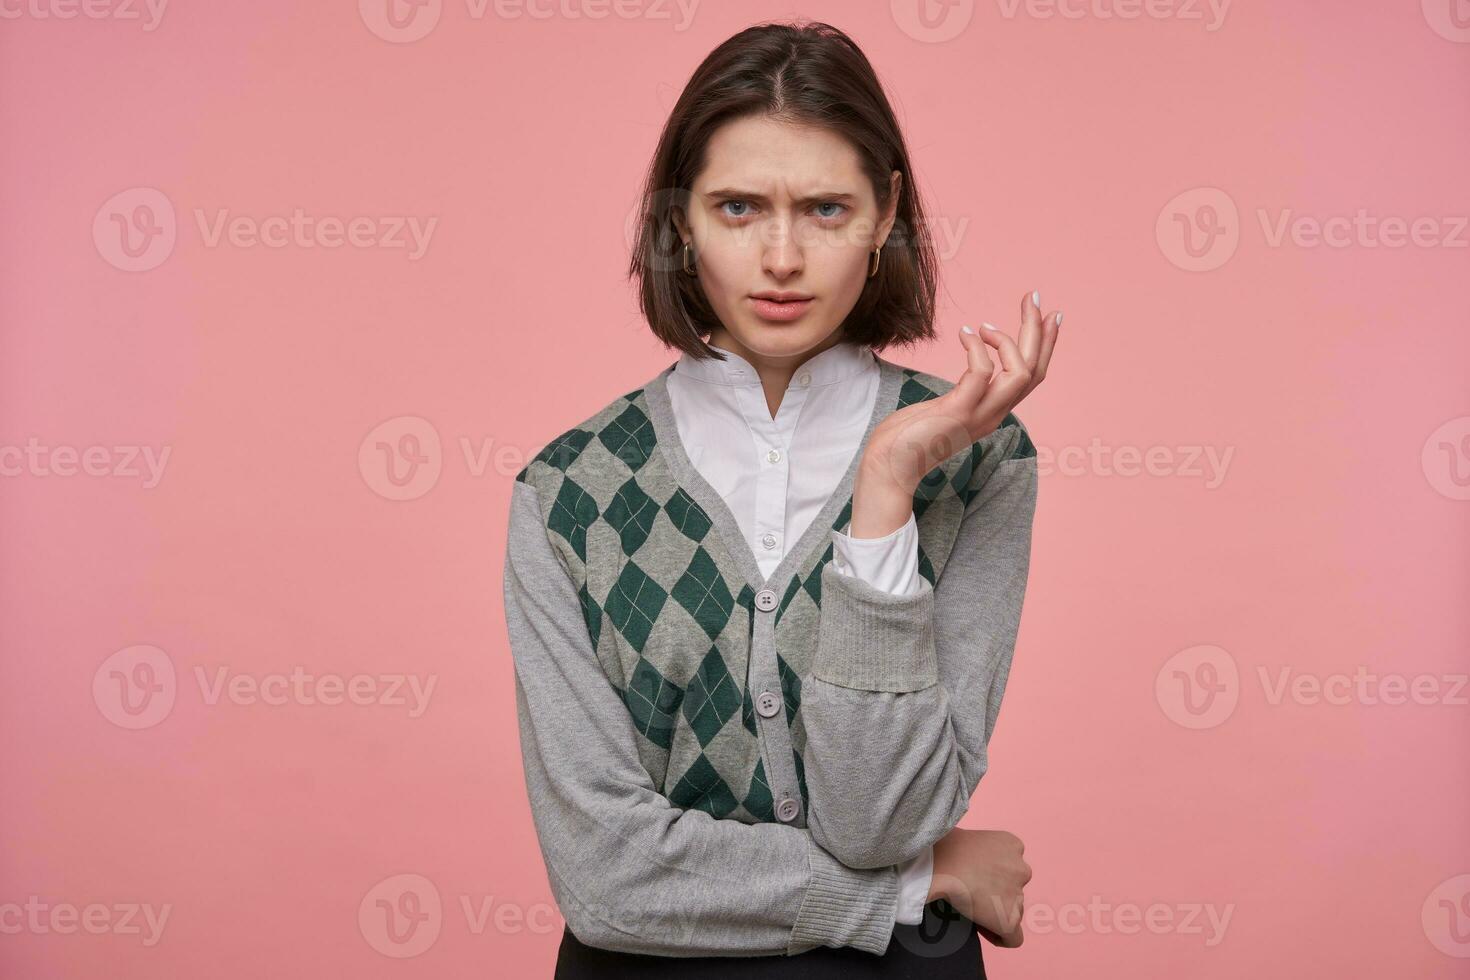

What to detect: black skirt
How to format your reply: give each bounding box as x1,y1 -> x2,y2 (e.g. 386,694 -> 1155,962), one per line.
553,899 -> 985,979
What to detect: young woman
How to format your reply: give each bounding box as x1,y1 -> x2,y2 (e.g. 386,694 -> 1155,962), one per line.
503,20 -> 1060,978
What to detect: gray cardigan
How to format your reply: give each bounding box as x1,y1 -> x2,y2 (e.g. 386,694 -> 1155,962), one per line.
502,357 -> 1037,958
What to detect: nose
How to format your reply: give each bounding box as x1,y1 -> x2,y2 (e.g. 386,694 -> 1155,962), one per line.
761,216 -> 803,280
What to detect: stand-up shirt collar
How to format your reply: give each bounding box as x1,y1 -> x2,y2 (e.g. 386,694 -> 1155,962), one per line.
675,340 -> 875,389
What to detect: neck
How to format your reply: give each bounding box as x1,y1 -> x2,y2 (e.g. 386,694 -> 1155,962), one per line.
705,327 -> 848,419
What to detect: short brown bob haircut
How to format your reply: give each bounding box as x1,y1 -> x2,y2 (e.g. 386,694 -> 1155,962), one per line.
627,20 -> 939,362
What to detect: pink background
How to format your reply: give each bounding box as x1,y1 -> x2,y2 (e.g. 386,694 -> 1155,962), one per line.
3,1 -> 1468,977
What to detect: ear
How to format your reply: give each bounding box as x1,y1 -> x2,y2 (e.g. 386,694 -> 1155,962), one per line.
874,169 -> 903,249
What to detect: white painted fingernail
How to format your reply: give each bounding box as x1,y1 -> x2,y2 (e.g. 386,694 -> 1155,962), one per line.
961,324 -> 975,334
981,322 -> 997,331
1031,290 -> 1040,307
1056,312 -> 1063,326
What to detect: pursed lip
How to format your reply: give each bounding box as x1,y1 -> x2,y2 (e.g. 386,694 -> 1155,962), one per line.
750,291 -> 813,302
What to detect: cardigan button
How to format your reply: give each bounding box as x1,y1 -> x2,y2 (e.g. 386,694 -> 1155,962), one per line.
755,691 -> 780,718
754,588 -> 778,612
776,797 -> 800,822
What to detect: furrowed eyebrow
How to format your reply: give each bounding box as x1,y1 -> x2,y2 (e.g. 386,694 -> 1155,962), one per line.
703,188 -> 857,207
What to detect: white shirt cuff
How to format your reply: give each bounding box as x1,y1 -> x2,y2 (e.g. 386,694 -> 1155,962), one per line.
893,844 -> 934,925
830,512 -> 924,597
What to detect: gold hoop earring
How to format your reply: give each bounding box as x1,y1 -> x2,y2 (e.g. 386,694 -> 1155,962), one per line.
682,241 -> 696,275
867,244 -> 881,279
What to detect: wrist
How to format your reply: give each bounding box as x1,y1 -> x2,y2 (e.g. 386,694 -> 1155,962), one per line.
851,460 -> 917,540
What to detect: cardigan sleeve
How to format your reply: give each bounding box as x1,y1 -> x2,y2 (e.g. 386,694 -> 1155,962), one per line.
800,422 -> 1039,870
827,514 -> 935,925
503,478 -> 903,957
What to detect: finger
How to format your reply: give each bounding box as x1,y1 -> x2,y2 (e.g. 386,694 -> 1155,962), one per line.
950,324 -> 994,409
978,322 -> 1029,394
1035,310 -> 1061,382
977,922 -> 1024,948
1018,289 -> 1043,371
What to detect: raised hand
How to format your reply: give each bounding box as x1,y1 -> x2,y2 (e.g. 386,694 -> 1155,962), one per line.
859,290 -> 1061,502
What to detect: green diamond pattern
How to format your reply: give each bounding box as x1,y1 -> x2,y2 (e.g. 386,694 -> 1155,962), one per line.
663,487 -> 713,543
598,403 -> 657,473
603,476 -> 660,556
682,647 -> 742,746
547,476 -> 600,562
670,546 -> 736,640
742,758 -> 776,821
623,656 -> 682,750
603,560 -> 667,653
667,754 -> 739,818
524,427 -> 593,475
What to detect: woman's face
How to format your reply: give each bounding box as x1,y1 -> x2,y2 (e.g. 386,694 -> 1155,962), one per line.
674,114 -> 900,365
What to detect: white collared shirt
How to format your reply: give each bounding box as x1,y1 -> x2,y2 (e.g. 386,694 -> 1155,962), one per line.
666,339 -> 933,926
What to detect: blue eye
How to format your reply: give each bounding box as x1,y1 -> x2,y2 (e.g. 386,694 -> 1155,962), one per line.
717,200 -> 848,221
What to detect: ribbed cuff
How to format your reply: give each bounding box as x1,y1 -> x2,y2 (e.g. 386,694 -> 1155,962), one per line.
813,562 -> 938,692
788,836 -> 900,956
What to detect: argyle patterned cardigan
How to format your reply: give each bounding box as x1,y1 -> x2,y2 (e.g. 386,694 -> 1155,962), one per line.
503,354 -> 1038,958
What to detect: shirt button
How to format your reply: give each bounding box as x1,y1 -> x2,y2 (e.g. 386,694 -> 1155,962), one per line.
766,448 -> 781,464
797,371 -> 811,387
761,532 -> 777,549
755,690 -> 781,717
754,588 -> 778,612
776,797 -> 800,822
